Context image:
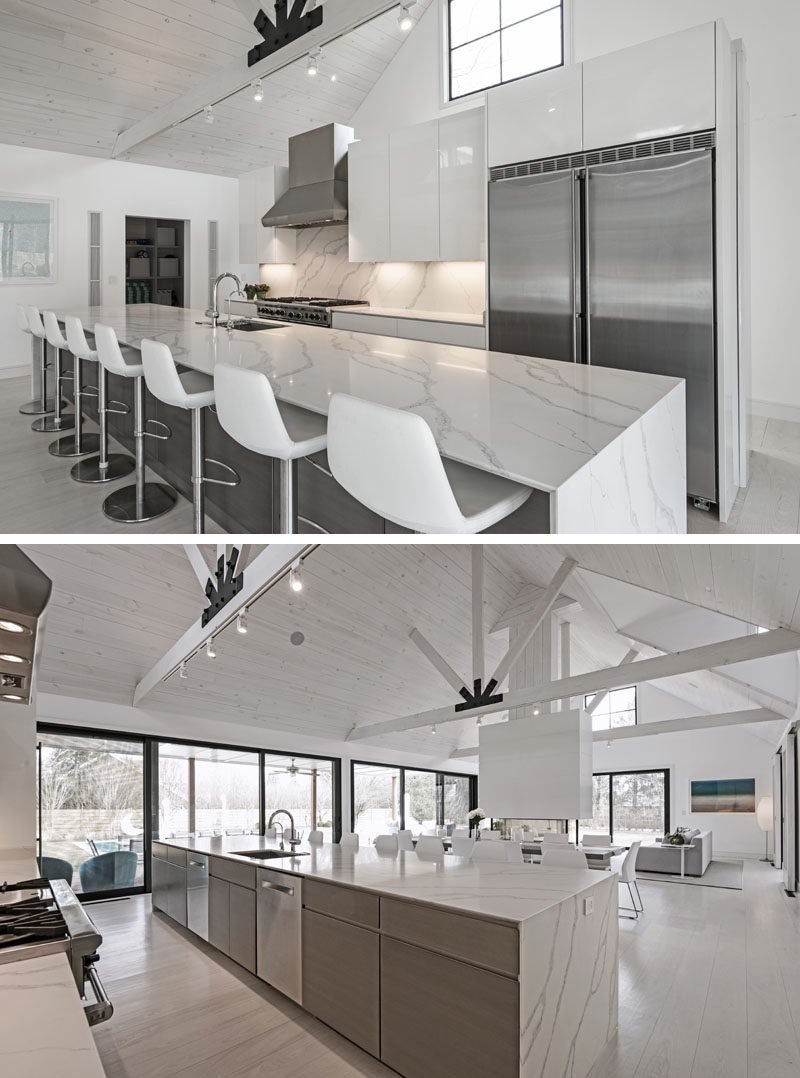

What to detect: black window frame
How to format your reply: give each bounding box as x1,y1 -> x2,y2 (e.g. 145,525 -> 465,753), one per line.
573,767 -> 670,845
36,722 -> 342,902
350,759 -> 477,833
583,685 -> 638,730
446,0 -> 566,103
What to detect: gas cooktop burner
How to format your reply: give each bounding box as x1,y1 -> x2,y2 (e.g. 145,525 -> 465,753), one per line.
269,297 -> 366,307
255,296 -> 368,327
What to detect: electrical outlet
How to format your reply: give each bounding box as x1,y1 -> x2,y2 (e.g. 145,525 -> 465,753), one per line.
584,895 -> 594,916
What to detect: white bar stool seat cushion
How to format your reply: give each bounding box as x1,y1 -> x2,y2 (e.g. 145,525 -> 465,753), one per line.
327,393 -> 531,534
93,324 -> 144,379
141,339 -> 214,410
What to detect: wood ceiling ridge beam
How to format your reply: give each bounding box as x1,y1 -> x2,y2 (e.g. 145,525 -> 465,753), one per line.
347,627 -> 800,742
112,0 -> 400,157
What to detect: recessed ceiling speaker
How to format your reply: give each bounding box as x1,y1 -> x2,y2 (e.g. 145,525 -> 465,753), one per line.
290,631 -> 305,646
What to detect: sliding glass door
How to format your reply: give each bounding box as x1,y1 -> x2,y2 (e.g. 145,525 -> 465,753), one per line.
37,730 -> 146,896
577,769 -> 668,845
156,743 -> 260,839
352,763 -> 402,843
351,761 -> 477,838
263,755 -> 335,841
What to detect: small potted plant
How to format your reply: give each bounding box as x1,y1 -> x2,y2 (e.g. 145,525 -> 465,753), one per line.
467,807 -> 486,839
243,283 -> 271,300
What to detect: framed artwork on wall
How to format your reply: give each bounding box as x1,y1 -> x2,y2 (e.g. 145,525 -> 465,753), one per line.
689,777 -> 756,813
0,194 -> 57,283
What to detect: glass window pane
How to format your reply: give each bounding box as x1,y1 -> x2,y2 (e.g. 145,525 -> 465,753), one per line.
502,0 -> 559,26
578,775 -> 611,843
612,772 -> 666,845
450,0 -> 500,49
451,33 -> 502,98
405,771 -> 439,832
353,763 -> 401,844
264,755 -> 333,842
158,743 -> 261,839
501,8 -> 562,82
0,198 -> 54,281
443,775 -> 471,828
38,732 -> 144,894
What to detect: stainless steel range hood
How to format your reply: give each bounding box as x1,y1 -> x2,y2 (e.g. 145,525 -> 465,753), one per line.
0,546 -> 52,707
261,123 -> 355,229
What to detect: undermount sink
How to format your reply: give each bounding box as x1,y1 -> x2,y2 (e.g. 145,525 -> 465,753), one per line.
235,849 -> 309,859
194,319 -> 282,332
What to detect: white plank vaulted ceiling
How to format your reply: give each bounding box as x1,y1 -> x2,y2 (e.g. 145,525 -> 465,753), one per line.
21,544 -> 800,758
0,0 -> 432,175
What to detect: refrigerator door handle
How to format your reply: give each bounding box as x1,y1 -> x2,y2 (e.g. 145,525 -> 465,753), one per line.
572,172 -> 579,364
583,169 -> 591,365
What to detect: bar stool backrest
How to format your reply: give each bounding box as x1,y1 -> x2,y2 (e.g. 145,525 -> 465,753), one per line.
25,306 -> 45,338
327,393 -> 465,533
95,323 -> 140,378
140,339 -> 193,408
65,316 -> 96,362
42,311 -> 68,350
16,304 -> 31,332
214,363 -> 295,458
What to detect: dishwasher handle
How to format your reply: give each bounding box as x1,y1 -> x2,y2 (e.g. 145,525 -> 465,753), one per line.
188,860 -> 206,868
261,879 -> 295,897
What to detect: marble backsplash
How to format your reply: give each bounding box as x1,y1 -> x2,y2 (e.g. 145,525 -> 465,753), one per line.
255,225 -> 486,316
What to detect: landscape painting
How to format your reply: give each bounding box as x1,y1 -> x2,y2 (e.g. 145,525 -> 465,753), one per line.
690,778 -> 756,813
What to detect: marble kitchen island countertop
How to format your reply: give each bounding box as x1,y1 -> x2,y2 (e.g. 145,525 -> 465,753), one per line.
160,836 -> 612,926
54,304 -> 687,533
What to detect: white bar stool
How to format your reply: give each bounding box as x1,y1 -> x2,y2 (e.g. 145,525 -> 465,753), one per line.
141,340 -> 240,534
213,363 -> 328,534
327,394 -> 532,533
28,309 -> 74,434
18,304 -> 59,415
65,316 -> 134,484
93,324 -> 178,524
48,316 -> 101,458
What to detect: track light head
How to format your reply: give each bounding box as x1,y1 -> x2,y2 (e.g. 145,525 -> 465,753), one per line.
289,563 -> 303,593
307,52 -> 319,77
204,105 -> 214,125
237,609 -> 248,634
398,3 -> 415,31
533,704 -> 541,715
206,638 -> 216,659
252,79 -> 263,102
179,661 -> 188,680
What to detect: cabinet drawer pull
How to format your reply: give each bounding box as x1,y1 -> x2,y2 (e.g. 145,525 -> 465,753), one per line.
261,880 -> 294,896
189,860 -> 205,867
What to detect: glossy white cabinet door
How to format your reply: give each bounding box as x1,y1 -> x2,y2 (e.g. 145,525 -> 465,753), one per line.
348,136 -> 391,263
390,121 -> 440,262
438,109 -> 485,261
487,64 -> 583,167
238,171 -> 257,264
331,312 -> 399,336
583,23 -> 716,150
394,319 -> 486,348
239,166 -> 296,266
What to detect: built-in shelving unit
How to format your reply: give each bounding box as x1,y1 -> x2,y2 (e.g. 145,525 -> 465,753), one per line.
125,216 -> 187,306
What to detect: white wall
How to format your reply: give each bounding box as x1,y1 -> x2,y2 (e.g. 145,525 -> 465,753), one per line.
0,144 -> 239,376
352,0 -> 800,418
592,683 -> 775,856
0,700 -> 37,853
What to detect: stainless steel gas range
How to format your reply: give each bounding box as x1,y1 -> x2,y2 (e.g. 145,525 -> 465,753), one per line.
255,296 -> 368,327
0,876 -> 113,1026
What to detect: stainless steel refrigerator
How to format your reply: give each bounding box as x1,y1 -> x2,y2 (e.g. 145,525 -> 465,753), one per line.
488,148 -> 717,505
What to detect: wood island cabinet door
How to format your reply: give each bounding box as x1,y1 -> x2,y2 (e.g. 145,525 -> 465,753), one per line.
380,937 -> 519,1078
151,856 -> 168,914
228,882 -> 256,974
208,875 -> 230,955
302,909 -> 380,1057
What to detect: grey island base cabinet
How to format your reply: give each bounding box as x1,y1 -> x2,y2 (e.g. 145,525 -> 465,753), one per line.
150,841 -> 618,1078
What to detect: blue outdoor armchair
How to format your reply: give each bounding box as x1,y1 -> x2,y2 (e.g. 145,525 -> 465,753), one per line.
38,856 -> 74,884
78,850 -> 138,892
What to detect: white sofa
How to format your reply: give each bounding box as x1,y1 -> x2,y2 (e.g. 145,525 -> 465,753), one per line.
636,829 -> 712,877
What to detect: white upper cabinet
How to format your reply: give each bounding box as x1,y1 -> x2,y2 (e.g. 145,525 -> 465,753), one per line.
438,109 -> 486,262
389,120 -> 440,262
348,136 -> 391,263
487,64 -> 583,167
239,165 -> 296,265
582,23 -> 717,150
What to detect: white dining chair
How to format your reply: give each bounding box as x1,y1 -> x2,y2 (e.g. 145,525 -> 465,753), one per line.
374,834 -> 399,853
339,832 -> 360,849
480,829 -> 501,841
326,394 -> 532,533
450,837 -> 475,857
308,830 -> 324,845
540,833 -> 571,845
582,833 -> 612,847
473,841 -> 520,863
397,831 -> 414,851
415,836 -> 445,856
614,841 -> 643,919
541,847 -> 589,869
451,828 -> 469,839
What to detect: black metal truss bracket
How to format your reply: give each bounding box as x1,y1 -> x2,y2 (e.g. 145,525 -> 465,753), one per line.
454,678 -> 504,713
201,547 -> 244,627
248,0 -> 324,67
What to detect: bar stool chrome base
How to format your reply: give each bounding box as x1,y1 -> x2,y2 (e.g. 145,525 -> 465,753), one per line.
30,413 -> 75,433
19,398 -> 61,415
48,433 -> 100,458
102,482 -> 178,523
70,453 -> 135,484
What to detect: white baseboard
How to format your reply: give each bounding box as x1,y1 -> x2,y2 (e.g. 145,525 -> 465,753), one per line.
716,849 -> 761,861
750,398 -> 800,424
0,365 -> 29,381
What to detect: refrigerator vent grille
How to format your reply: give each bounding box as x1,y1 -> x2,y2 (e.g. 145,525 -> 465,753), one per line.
490,131 -> 716,181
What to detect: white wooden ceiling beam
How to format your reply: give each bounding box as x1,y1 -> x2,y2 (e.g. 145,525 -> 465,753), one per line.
586,647 -> 640,714
183,545 -> 213,593
472,546 -> 484,685
347,627 -> 800,741
112,0 -> 399,157
490,556 -> 577,689
133,543 -> 315,706
408,628 -> 468,697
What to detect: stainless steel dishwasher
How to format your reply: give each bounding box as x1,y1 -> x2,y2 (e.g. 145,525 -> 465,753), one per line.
186,853 -> 209,941
256,866 -> 302,1004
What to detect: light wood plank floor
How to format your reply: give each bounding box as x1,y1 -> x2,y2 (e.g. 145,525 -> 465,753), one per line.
0,376 -> 222,534
2,375 -> 799,534
85,861 -> 799,1078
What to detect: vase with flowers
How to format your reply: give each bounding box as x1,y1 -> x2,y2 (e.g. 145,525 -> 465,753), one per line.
467,807 -> 486,839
